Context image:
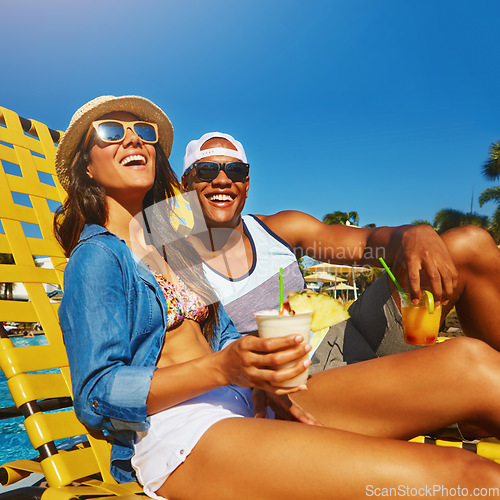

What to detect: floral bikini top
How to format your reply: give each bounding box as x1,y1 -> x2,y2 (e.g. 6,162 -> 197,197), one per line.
149,268 -> 209,329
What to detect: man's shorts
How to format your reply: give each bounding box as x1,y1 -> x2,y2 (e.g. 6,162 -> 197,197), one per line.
310,273 -> 420,374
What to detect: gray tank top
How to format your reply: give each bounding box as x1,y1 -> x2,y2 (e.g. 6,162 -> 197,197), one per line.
203,215 -> 305,334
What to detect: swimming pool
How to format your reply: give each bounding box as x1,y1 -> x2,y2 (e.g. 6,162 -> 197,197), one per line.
0,335 -> 48,465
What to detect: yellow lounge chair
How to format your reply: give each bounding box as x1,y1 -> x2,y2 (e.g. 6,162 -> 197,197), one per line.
0,105 -> 499,500
0,106 -> 188,500
0,106 -> 150,499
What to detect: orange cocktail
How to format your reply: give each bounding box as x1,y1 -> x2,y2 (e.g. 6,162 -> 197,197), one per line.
400,292 -> 442,346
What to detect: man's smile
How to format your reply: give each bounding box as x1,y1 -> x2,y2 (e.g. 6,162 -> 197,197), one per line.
206,192 -> 236,203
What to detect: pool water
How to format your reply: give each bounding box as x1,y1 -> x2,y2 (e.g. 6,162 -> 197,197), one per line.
0,335 -> 49,465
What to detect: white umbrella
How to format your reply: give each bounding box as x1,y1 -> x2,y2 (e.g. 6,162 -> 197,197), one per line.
304,263 -> 369,300
304,263 -> 369,274
324,283 -> 358,303
324,283 -> 357,291
303,272 -> 347,283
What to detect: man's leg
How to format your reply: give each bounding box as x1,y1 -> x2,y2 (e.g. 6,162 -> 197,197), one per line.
312,225 -> 500,368
309,319 -> 377,373
439,225 -> 500,350
347,273 -> 418,357
311,274 -> 414,370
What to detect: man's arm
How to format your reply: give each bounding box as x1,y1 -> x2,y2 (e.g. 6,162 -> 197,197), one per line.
258,211 -> 458,304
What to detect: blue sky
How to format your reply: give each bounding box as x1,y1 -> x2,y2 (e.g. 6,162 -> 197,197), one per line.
2,0 -> 500,227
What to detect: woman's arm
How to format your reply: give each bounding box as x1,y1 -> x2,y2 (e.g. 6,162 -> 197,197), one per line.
59,243 -> 155,432
214,303 -> 242,350
61,243 -> 311,425
147,333 -> 311,414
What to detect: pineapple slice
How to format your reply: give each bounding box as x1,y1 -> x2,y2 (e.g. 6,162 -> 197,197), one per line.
287,290 -> 350,332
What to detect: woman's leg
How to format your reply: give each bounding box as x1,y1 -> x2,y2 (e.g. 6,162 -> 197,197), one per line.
159,417 -> 500,500
292,336 -> 500,439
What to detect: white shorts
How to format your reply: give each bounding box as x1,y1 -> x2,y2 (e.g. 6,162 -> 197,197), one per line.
131,385 -> 254,499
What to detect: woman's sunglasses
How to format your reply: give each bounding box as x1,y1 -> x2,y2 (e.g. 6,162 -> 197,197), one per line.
83,119 -> 159,149
186,161 -> 250,182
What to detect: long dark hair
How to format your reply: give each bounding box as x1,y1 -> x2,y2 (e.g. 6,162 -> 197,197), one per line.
54,129 -> 219,343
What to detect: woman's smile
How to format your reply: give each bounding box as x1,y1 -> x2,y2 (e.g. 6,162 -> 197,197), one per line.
120,153 -> 148,167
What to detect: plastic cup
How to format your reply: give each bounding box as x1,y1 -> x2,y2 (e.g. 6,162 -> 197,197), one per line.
399,291 -> 442,346
253,310 -> 313,387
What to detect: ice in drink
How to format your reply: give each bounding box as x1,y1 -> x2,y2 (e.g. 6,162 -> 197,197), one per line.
253,310 -> 313,387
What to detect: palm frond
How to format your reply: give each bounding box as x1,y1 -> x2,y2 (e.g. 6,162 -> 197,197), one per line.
481,141 -> 500,180
479,186 -> 500,207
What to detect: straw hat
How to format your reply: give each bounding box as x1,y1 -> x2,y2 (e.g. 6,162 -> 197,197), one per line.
55,95 -> 174,191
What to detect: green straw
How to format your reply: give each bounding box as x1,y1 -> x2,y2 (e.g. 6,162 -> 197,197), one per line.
279,267 -> 284,311
378,257 -> 408,300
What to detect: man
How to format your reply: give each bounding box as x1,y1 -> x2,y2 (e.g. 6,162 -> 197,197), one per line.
181,132 -> 500,372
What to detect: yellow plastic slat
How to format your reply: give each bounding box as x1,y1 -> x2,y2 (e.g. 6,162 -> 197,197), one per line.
0,337 -> 15,351
25,238 -> 67,261
41,447 -> 102,487
0,143 -> 19,164
0,302 -> 61,330
0,236 -> 12,253
7,372 -> 71,404
32,197 -> 59,238
25,411 -> 87,449
3,219 -> 38,267
86,432 -> 114,483
24,284 -> 63,339
476,439 -> 500,462
0,234 -> 65,263
0,108 -> 52,153
434,439 -> 464,449
0,201 -> 37,225
0,300 -> 39,322
409,436 -> 425,444
1,344 -> 68,378
0,459 -> 43,486
0,264 -> 60,284
82,482 -> 144,496
40,483 -> 144,500
6,169 -> 60,200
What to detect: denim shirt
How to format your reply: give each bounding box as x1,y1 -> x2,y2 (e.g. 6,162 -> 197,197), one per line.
58,224 -> 241,483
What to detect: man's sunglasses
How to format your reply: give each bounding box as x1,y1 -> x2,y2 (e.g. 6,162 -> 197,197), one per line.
186,161 -> 250,182
83,120 -> 159,149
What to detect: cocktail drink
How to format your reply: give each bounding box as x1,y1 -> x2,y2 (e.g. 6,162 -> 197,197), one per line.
253,310 -> 313,387
399,291 -> 442,346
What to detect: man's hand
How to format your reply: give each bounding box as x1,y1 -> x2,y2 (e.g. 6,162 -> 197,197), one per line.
392,225 -> 458,305
252,388 -> 323,426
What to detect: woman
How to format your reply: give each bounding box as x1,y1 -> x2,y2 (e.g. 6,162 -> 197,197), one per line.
55,95 -> 500,500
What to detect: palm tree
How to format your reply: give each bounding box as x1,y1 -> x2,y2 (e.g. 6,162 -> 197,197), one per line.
411,219 -> 434,227
479,140 -> 500,244
355,266 -> 383,294
479,187 -> 500,243
0,253 -> 15,299
482,140 -> 500,180
323,211 -> 359,226
433,209 -> 489,235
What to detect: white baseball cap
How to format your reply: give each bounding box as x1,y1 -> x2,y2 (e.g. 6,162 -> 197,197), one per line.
183,132 -> 247,175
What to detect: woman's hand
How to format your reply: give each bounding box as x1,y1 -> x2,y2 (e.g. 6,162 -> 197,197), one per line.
218,334 -> 311,394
